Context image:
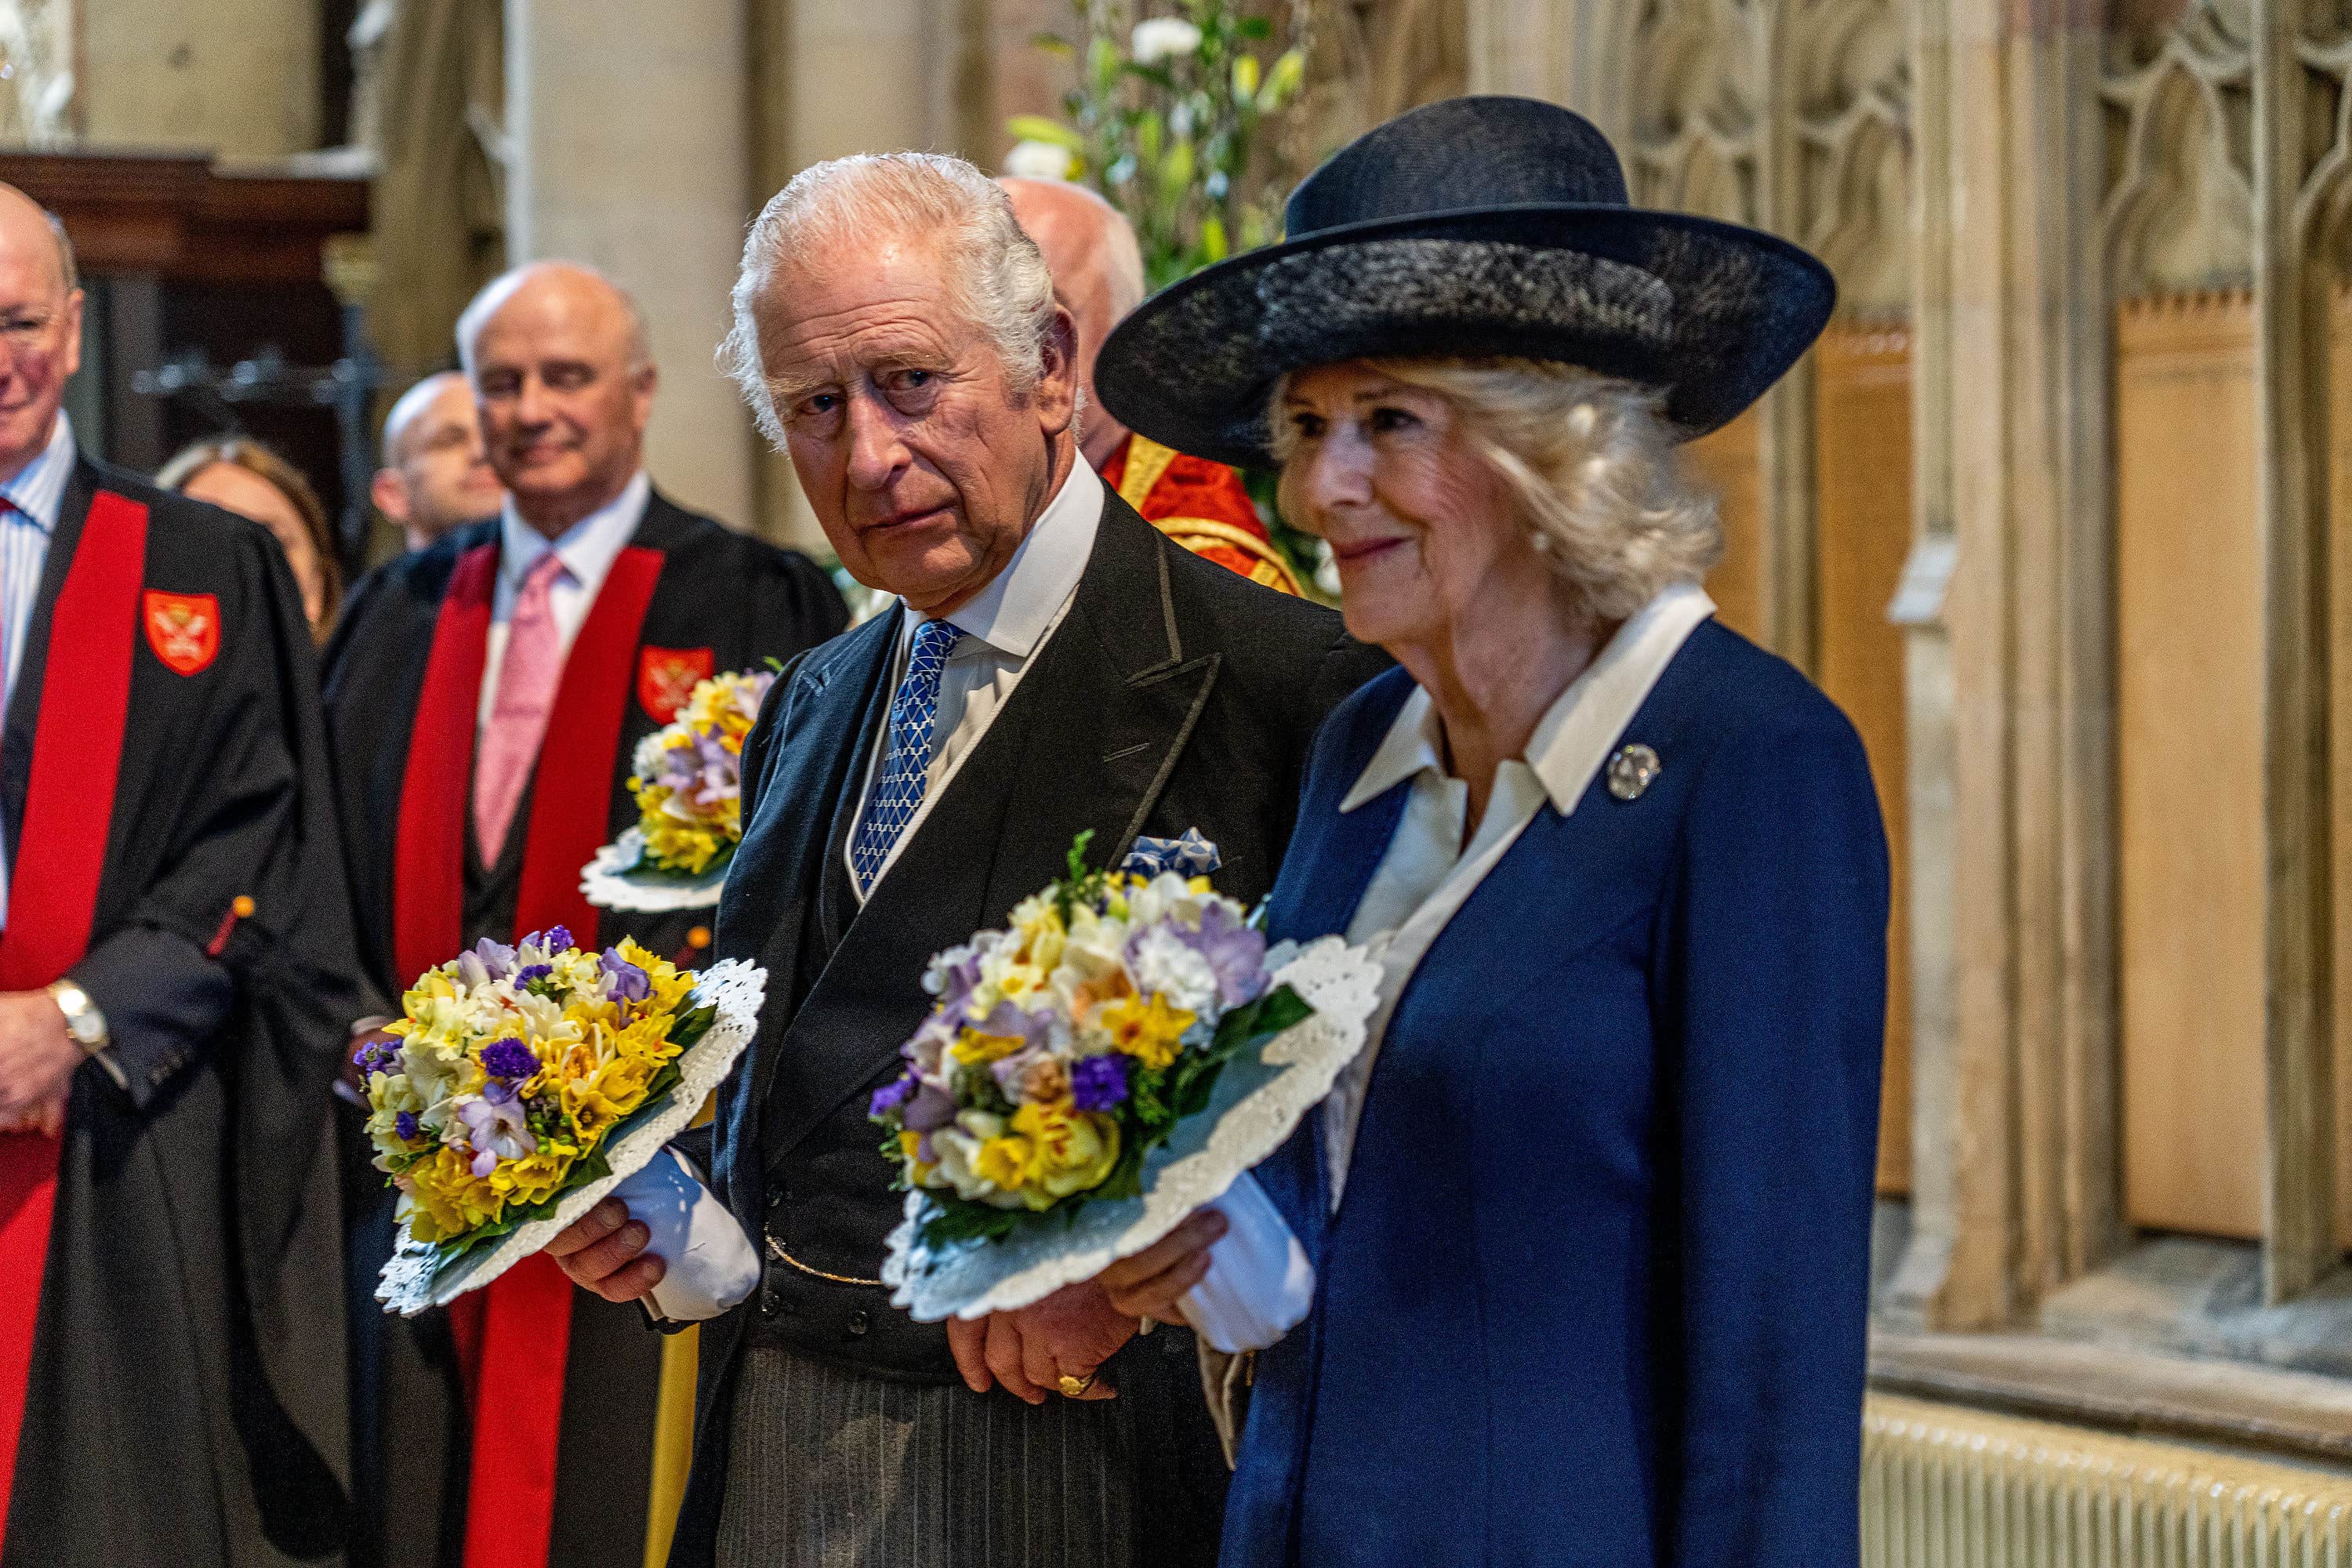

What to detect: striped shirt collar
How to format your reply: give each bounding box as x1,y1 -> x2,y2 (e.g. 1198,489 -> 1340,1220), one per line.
0,411 -> 75,534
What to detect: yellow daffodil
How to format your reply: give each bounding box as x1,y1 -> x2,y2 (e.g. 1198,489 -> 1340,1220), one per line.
1099,992 -> 1195,1070
974,1133 -> 1035,1190
1011,1102 -> 1120,1203
950,1028 -> 1029,1065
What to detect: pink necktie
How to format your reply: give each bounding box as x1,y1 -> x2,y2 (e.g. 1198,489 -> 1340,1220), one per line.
473,549 -> 570,863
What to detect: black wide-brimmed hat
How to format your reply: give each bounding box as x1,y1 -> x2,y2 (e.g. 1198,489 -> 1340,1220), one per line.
1092,95 -> 1836,470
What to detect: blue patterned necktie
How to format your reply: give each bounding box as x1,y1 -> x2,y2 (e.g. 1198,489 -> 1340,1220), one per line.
851,616 -> 964,895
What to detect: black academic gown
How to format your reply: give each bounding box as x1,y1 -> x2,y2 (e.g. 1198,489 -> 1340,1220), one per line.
0,459 -> 364,1567
321,488 -> 846,1568
670,492 -> 1390,1567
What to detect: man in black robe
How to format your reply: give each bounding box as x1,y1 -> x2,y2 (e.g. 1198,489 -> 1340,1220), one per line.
324,262 -> 847,1568
0,183 -> 365,1566
547,154 -> 1387,1568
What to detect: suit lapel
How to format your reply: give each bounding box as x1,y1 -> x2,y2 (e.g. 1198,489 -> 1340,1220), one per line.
759,496 -> 1221,1163
735,612 -> 898,1125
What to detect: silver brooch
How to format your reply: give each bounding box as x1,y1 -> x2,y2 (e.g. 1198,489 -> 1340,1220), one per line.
1606,743 -> 1661,801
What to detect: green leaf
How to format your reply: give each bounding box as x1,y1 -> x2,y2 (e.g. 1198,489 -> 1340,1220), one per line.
1030,31 -> 1077,57
1237,15 -> 1274,38
1216,983 -> 1314,1051
1006,114 -> 1087,151
1160,138 -> 1196,201
1200,212 -> 1229,263
1120,60 -> 1179,92
1230,53 -> 1260,100
669,1000 -> 719,1052
916,1194 -> 1025,1249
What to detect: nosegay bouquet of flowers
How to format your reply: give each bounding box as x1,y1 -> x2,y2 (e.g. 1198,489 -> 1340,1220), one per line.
873,832 -> 1378,1325
365,927 -> 767,1313
581,666 -> 775,912
873,833 -> 1308,1247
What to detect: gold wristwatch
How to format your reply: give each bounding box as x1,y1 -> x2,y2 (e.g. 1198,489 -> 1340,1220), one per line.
44,978 -> 108,1054
45,978 -> 126,1091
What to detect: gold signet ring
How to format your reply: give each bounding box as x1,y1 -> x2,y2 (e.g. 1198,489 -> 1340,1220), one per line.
1057,1373 -> 1096,1398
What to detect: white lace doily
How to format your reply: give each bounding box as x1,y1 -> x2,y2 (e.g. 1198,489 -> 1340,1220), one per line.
880,935 -> 1380,1322
376,958 -> 768,1316
580,827 -> 728,913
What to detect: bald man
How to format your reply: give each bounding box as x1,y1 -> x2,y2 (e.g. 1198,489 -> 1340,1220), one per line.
375,371 -> 504,552
324,262 -> 847,1568
999,177 -> 1301,594
0,183 -> 366,1564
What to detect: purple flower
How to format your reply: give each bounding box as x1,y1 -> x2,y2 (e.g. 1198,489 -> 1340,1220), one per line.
869,1073 -> 919,1119
923,946 -> 984,1015
394,1110 -> 420,1142
972,1000 -> 1053,1054
456,1093 -> 535,1177
481,1037 -> 538,1082
600,948 -> 651,1003
514,963 -> 553,988
352,1037 -> 401,1077
523,926 -> 574,955
1174,902 -> 1269,1008
902,1081 -> 957,1133
1070,1055 -> 1129,1113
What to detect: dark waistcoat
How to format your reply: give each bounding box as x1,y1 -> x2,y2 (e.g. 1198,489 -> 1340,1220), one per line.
666,493 -> 1389,1567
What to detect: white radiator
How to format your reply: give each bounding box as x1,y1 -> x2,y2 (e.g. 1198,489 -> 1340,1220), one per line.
1864,1392 -> 2352,1566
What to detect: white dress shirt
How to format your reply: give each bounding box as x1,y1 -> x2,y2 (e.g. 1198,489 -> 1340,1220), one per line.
0,410 -> 77,929
475,470 -> 650,733
1320,580 -> 1718,1206
636,459 -> 1103,1322
843,459 -> 1104,895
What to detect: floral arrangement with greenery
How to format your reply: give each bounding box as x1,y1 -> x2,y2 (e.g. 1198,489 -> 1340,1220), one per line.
1004,0 -> 1312,293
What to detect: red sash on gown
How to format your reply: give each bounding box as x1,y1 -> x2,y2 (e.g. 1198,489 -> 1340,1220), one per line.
0,494 -> 147,1542
392,539 -> 664,1568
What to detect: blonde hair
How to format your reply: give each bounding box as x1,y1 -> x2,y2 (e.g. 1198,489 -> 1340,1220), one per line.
1270,357 -> 1721,621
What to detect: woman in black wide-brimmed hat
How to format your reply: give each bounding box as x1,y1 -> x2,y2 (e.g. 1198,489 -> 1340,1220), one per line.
1089,97 -> 1890,1566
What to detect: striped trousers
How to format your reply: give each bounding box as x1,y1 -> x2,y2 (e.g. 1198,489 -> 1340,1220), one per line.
716,1342 -> 1134,1567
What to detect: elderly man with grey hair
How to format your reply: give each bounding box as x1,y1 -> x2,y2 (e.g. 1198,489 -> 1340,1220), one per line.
325,260 -> 846,1568
544,151 -> 1385,1567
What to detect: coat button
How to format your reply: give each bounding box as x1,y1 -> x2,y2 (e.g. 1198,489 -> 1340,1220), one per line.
1606,743 -> 1661,801
847,1310 -> 869,1335
760,1289 -> 779,1318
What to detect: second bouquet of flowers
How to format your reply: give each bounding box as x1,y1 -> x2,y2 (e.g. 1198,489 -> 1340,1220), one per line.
580,666 -> 775,913
368,926 -> 766,1314
872,831 -> 1378,1323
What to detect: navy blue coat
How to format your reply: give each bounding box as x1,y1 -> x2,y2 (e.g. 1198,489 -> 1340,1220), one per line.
1223,619 -> 1889,1568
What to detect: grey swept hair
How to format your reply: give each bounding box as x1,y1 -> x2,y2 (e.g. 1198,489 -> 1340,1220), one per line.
720,151 -> 1059,447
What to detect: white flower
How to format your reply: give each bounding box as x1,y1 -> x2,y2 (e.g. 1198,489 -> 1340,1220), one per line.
1003,139 -> 1076,181
1127,922 -> 1221,1016
1130,16 -> 1203,63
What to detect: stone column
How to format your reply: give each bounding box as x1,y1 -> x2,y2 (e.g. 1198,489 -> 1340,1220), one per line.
505,0 -> 756,532
78,0 -> 322,156
743,0 -> 972,552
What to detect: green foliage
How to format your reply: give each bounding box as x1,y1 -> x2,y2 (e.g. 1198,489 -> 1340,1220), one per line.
1011,1 -> 1314,294
1008,2 -> 1334,598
